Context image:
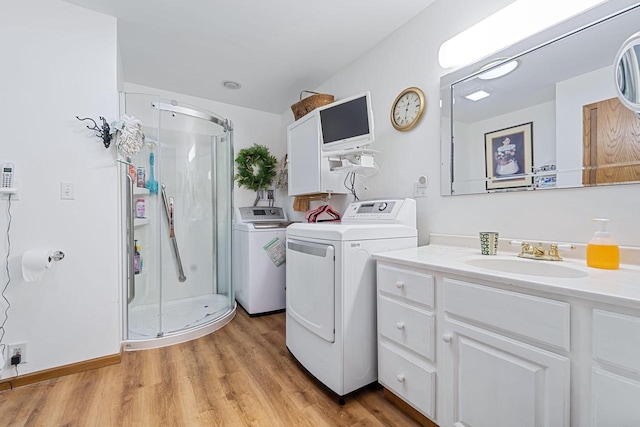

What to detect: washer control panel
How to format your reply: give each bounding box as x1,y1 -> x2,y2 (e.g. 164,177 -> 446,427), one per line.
237,206 -> 287,222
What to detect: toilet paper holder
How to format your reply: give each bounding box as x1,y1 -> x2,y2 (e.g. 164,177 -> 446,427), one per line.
49,251 -> 65,262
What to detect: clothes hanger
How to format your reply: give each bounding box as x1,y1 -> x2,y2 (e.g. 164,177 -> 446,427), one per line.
305,204 -> 341,223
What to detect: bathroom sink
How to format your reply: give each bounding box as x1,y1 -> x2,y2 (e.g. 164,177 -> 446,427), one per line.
465,257 -> 589,279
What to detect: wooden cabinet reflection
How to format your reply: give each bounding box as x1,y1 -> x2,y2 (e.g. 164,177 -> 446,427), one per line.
583,97 -> 640,185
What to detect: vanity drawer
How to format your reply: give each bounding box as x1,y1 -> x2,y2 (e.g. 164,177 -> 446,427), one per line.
379,342 -> 435,419
593,309 -> 640,373
378,295 -> 435,360
377,263 -> 434,308
443,278 -> 570,351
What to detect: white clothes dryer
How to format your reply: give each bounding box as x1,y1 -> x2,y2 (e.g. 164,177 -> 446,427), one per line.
233,206 -> 290,315
285,198 -> 417,399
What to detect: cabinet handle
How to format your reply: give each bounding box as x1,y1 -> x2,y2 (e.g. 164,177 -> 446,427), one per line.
395,281 -> 405,289
396,374 -> 405,382
442,333 -> 452,343
396,322 -> 405,330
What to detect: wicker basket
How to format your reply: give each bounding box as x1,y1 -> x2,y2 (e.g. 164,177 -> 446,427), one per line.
291,91 -> 335,120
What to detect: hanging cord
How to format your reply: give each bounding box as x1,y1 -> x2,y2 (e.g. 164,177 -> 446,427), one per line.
344,171 -> 359,202
0,194 -> 13,360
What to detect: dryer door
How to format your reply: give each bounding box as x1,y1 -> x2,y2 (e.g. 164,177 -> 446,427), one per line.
286,239 -> 335,343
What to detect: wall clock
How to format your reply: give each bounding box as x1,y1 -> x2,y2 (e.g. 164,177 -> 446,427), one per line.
390,87 -> 426,131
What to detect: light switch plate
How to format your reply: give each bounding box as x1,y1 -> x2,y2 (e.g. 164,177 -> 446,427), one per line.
413,175 -> 428,197
60,182 -> 75,200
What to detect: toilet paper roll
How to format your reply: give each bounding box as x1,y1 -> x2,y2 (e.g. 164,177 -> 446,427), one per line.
22,250 -> 53,282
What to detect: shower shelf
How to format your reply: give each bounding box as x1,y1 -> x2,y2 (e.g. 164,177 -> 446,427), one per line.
134,218 -> 149,227
134,187 -> 150,196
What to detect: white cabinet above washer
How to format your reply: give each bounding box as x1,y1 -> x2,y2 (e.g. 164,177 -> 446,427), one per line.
287,111 -> 346,196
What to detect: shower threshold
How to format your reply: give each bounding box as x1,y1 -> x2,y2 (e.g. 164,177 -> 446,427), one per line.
123,294 -> 236,351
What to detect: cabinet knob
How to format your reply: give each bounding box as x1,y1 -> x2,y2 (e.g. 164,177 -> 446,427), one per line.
396,374 -> 405,382
442,333 -> 452,343
396,322 -> 405,330
395,281 -> 405,289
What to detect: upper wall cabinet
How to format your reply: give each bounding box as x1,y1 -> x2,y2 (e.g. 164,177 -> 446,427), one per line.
440,1 -> 640,196
287,111 -> 347,196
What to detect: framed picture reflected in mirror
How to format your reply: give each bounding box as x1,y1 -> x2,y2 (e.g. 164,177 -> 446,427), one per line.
485,122 -> 533,190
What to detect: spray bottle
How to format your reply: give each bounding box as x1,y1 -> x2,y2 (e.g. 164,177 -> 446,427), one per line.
586,218 -> 619,270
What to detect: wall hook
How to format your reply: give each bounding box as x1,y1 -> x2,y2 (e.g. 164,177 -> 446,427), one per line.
76,116 -> 112,149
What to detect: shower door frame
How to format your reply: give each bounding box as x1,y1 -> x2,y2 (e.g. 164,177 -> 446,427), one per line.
120,95 -> 236,350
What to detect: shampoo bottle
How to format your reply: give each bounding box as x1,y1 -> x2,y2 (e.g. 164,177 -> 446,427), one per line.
586,218 -> 619,270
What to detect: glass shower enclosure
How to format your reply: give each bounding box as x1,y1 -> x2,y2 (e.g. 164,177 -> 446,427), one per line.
119,93 -> 235,350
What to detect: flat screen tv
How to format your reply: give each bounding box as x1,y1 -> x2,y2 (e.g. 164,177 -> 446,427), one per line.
319,92 -> 375,152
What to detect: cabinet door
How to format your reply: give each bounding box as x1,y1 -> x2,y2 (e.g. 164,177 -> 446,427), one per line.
444,319 -> 570,427
592,368 -> 640,427
288,113 -> 321,196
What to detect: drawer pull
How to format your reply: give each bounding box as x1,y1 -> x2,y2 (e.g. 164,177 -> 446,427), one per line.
396,374 -> 405,382
442,333 -> 452,343
396,322 -> 405,330
395,281 -> 405,289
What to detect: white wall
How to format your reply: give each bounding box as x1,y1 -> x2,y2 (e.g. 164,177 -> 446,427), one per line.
123,83 -> 284,211
0,0 -> 119,378
283,0 -> 640,247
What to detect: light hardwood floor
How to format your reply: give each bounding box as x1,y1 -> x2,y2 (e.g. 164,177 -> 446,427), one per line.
0,308 -> 421,426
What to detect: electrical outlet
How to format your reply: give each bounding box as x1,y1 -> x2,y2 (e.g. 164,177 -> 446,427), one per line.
8,342 -> 27,364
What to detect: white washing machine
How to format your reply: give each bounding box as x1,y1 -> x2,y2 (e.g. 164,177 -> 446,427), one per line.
286,198 -> 417,399
233,206 -> 290,315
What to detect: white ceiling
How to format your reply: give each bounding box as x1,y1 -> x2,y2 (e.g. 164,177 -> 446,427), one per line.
63,0 -> 436,114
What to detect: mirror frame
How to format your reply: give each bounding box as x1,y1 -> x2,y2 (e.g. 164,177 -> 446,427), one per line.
440,0 -> 640,196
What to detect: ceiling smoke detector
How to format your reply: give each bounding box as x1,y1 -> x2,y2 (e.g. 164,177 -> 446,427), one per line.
222,80 -> 241,90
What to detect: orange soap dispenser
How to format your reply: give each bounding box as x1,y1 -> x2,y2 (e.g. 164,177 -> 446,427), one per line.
586,218 -> 620,270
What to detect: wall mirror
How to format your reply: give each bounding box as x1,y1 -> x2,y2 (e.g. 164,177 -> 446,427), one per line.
440,2 -> 640,196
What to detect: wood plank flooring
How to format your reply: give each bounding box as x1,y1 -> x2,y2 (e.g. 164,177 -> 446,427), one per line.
0,308 -> 421,426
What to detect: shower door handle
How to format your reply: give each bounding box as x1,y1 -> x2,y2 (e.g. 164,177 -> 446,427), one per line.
126,172 -> 136,303
161,184 -> 187,282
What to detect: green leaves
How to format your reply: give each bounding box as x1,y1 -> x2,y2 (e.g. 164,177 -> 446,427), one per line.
234,144 -> 277,191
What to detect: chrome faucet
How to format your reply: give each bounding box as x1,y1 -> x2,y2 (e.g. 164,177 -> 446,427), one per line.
511,240 -> 575,261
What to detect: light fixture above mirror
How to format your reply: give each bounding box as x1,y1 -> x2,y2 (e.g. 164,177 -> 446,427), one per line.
438,0 -> 607,69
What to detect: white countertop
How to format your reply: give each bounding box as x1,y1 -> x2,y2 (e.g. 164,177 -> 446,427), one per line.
373,244 -> 640,308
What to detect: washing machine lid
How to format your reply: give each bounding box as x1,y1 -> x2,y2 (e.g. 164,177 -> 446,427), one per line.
286,222 -> 416,241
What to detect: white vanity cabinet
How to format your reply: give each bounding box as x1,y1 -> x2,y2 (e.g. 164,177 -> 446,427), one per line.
375,248 -> 640,427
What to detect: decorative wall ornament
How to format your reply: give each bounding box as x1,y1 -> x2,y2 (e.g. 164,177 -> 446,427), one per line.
75,116 -> 112,148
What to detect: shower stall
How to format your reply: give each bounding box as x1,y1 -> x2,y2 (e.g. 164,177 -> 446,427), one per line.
119,93 -> 235,350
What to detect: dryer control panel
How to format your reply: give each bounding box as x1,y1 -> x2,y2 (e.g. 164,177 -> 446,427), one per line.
341,198 -> 416,227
